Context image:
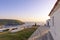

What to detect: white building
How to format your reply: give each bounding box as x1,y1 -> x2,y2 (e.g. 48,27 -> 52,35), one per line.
49,0 -> 60,40
0,25 -> 25,32
0,23 -> 34,32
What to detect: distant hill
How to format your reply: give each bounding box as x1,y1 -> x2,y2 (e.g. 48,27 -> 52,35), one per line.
0,19 -> 24,26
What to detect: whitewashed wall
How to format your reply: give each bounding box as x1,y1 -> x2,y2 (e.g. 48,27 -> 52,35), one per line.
50,4 -> 60,40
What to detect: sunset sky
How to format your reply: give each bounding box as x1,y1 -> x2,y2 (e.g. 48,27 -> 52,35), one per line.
0,0 -> 57,22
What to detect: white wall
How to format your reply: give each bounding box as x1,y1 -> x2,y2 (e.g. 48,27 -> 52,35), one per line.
50,5 -> 60,40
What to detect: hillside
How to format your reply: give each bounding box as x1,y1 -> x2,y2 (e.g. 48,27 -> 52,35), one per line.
0,27 -> 37,40
0,19 -> 24,26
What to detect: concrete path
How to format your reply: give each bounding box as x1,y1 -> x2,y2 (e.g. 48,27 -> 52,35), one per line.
28,26 -> 54,40
34,32 -> 54,40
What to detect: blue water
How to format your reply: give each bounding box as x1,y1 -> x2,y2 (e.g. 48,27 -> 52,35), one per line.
3,22 -> 41,28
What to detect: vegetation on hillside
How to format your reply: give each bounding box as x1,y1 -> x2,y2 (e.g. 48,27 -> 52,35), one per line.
0,19 -> 24,26
0,27 -> 37,40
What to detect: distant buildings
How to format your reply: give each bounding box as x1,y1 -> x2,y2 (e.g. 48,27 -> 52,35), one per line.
48,0 -> 60,40
0,22 -> 35,32
0,25 -> 24,32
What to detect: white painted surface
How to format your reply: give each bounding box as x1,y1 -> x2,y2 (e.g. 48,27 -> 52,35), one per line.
28,26 -> 49,40
49,1 -> 60,40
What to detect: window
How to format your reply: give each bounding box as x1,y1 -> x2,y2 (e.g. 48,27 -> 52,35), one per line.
12,28 -> 18,30
52,16 -> 54,26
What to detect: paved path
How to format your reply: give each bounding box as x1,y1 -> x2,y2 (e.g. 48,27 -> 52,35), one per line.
34,32 -> 54,40
28,26 -> 54,40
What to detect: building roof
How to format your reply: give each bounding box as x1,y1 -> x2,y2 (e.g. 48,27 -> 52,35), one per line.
48,0 -> 60,16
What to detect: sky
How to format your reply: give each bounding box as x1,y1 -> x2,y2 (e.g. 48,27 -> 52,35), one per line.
0,0 -> 57,22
